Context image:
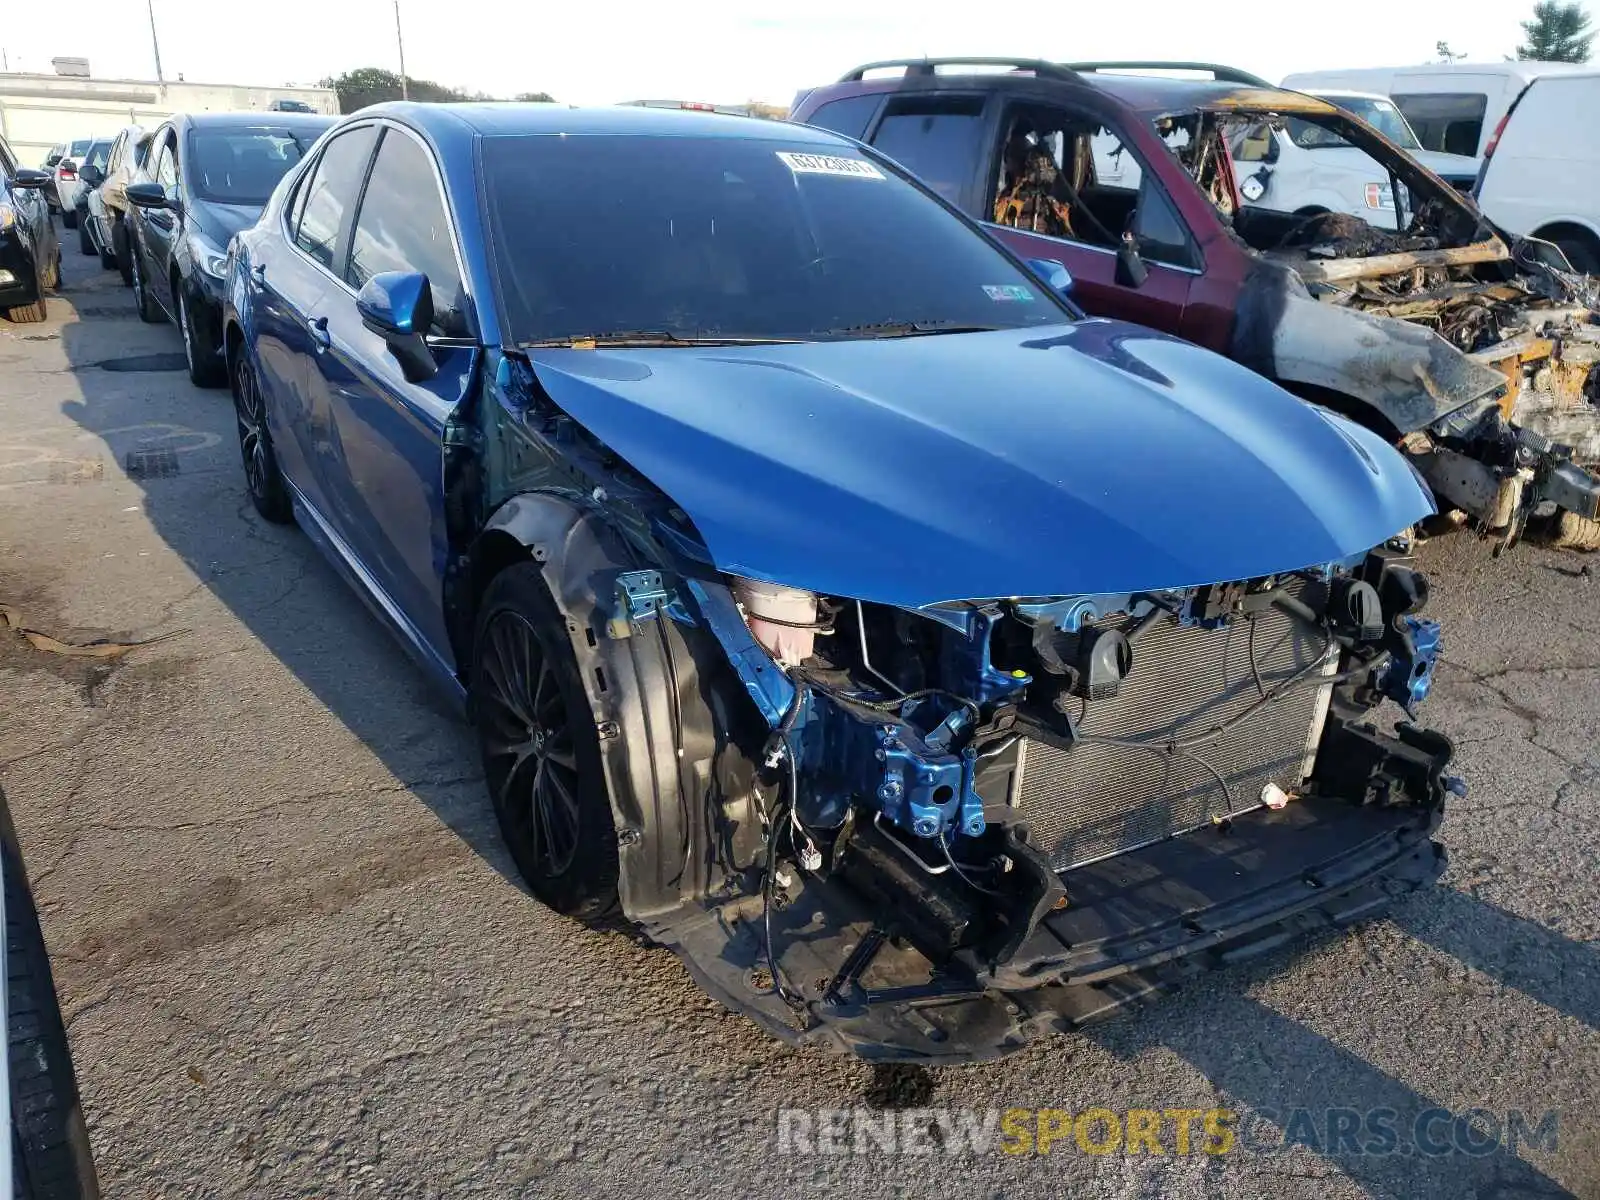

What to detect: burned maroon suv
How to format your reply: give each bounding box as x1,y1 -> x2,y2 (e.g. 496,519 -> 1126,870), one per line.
792,59 -> 1600,552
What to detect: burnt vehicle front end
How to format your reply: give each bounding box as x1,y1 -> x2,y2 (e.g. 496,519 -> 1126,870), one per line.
1170,89 -> 1600,551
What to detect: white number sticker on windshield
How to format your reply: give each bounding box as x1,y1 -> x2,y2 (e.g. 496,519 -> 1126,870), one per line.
983,285 -> 1036,302
776,151 -> 886,180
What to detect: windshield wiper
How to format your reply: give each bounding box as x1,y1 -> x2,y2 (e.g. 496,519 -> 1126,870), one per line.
811,320 -> 1004,340
519,330 -> 802,348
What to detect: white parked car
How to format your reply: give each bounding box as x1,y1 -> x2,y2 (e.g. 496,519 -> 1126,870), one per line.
1229,90 -> 1480,224
50,137 -> 109,230
1474,69 -> 1600,273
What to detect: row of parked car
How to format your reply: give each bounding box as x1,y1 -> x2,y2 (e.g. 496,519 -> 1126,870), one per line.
0,58 -> 1590,1063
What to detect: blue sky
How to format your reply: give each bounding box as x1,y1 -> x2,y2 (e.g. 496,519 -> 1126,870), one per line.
0,0 -> 1544,106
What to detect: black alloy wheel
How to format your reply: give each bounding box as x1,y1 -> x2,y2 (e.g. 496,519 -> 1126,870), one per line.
473,564 -> 620,923
232,353 -> 291,523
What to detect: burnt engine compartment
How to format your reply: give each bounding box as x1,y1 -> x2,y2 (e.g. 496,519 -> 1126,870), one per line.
734,550 -> 1451,995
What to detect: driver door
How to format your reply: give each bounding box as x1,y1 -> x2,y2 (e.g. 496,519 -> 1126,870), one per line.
983,103 -> 1196,333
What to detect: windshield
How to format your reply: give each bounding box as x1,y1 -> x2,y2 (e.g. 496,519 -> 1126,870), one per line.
1320,97 -> 1421,149
482,134 -> 1073,344
187,127 -> 322,206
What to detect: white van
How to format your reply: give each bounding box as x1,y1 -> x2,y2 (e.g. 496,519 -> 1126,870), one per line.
1475,70 -> 1600,272
1280,62 -> 1592,164
1230,90 -> 1480,223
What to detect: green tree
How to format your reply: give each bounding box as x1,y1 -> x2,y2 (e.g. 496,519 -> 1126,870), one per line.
319,69 -> 556,112
1517,1 -> 1594,61
514,91 -> 555,103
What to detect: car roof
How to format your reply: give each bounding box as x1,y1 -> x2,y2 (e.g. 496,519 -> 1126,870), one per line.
807,63 -> 1339,119
356,100 -> 846,146
177,111 -> 336,131
1306,89 -> 1393,102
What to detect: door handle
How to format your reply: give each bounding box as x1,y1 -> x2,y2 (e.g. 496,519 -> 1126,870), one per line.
310,316 -> 331,351
250,263 -> 267,282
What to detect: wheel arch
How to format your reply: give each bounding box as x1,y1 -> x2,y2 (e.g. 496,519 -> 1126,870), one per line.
464,492 -> 762,927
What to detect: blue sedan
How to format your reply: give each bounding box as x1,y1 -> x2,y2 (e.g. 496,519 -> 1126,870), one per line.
223,102 -> 1455,1060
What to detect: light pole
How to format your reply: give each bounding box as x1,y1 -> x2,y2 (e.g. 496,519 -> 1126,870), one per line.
146,0 -> 165,84
393,0 -> 408,100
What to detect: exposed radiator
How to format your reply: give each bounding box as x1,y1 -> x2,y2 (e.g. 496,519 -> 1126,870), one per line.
1016,598 -> 1337,873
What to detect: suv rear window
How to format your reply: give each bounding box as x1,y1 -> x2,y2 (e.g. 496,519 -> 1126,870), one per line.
1393,93 -> 1488,157
868,95 -> 985,203
804,95 -> 882,141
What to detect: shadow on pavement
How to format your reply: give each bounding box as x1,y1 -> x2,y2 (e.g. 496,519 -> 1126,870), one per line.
47,247 -> 523,892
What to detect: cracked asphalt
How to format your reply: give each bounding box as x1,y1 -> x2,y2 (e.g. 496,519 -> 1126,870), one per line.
0,244 -> 1596,1200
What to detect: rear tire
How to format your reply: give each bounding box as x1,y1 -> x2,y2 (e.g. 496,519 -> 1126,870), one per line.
2,790 -> 101,1200
232,351 -> 293,524
59,207 -> 77,230
131,249 -> 161,324
472,563 -> 622,925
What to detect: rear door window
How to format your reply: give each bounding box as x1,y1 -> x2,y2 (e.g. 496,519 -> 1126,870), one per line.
292,125 -> 379,274
867,95 -> 986,204
1393,92 -> 1488,156
345,128 -> 469,336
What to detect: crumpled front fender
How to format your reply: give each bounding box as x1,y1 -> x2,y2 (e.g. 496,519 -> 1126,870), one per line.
1269,292 -> 1509,435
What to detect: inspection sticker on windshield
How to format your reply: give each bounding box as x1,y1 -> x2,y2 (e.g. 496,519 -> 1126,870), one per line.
983,284 -> 1036,302
777,152 -> 886,180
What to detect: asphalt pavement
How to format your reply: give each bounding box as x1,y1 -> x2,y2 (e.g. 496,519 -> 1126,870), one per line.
0,241 -> 1596,1199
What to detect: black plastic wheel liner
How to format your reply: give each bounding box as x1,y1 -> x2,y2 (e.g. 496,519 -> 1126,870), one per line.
651,797 -> 1446,1063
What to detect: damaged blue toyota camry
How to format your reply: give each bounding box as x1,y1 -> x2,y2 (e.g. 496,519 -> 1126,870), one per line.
223,103 -> 1460,1061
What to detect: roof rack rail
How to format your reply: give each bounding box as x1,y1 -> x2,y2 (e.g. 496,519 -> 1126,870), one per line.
1060,61 -> 1274,88
837,58 -> 1081,83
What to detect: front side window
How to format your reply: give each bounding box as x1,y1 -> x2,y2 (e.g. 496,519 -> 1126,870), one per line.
482,133 -> 1075,345
0,136 -> 17,178
991,107 -> 1201,270
345,128 -> 467,336
187,126 -> 320,206
868,95 -> 985,203
84,141 -> 113,171
152,132 -> 178,190
293,125 -> 379,272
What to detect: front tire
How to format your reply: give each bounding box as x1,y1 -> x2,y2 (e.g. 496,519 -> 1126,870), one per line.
178,283 -> 225,387
112,219 -> 132,287
232,352 -> 292,524
3,301 -> 46,324
59,207 -> 77,230
76,219 -> 94,257
472,564 -> 621,924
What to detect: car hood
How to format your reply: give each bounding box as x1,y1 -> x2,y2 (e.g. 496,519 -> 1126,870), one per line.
525,323 -> 1433,608
189,199 -> 261,247
1410,148 -> 1482,180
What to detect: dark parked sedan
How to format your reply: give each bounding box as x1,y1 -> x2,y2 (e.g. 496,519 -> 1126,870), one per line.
223,102 -> 1454,1061
126,112 -> 333,385
0,131 -> 60,323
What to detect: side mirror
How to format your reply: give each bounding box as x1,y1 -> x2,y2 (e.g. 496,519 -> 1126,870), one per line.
125,181 -> 169,209
1026,257 -> 1075,296
1115,232 -> 1149,288
10,168 -> 50,190
356,271 -> 438,383
79,164 -> 105,188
